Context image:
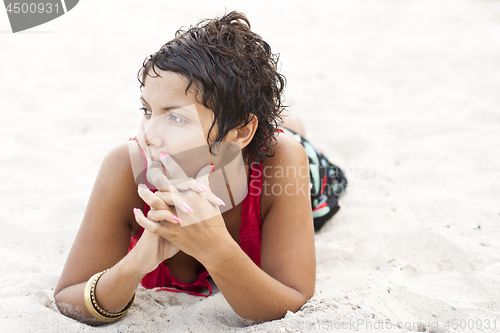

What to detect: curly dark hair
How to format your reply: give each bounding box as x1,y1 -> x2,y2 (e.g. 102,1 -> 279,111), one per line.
137,11 -> 286,164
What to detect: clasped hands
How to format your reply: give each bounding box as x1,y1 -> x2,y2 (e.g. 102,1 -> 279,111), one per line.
133,151 -> 228,263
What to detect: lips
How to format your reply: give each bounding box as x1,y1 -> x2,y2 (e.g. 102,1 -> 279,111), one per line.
145,157 -> 169,187
145,146 -> 164,168
146,153 -> 166,174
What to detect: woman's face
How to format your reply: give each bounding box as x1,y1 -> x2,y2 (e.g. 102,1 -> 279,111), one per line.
138,69 -> 214,178
136,69 -> 248,209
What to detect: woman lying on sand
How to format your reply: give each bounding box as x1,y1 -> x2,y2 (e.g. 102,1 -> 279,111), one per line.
54,11 -> 347,325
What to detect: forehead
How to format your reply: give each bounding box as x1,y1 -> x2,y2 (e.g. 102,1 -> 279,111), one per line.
142,69 -> 198,104
142,69 -> 215,125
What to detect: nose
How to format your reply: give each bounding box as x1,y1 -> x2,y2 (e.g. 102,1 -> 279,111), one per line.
141,116 -> 163,148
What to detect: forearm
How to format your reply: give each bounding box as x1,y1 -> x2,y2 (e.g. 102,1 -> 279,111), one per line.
203,240 -> 312,322
55,255 -> 146,325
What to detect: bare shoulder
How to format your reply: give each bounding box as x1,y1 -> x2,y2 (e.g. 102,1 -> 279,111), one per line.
260,132 -> 309,216
97,141 -> 144,230
101,142 -> 139,181
264,131 -> 308,169
55,142 -> 142,295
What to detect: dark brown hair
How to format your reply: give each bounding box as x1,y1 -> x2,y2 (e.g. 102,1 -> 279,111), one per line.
138,11 -> 286,163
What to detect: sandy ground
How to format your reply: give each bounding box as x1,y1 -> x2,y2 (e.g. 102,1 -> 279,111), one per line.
1,0 -> 500,332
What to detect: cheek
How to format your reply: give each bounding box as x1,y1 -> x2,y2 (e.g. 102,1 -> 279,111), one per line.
166,126 -> 212,178
164,126 -> 208,155
194,106 -> 216,142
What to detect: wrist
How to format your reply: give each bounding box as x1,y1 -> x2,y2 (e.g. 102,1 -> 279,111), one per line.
117,250 -> 150,279
84,269 -> 135,323
200,235 -> 241,273
89,259 -> 144,316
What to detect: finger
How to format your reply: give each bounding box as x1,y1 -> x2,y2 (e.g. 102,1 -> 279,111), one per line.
199,191 -> 226,207
171,178 -> 208,193
146,166 -> 171,192
166,185 -> 195,214
146,208 -> 182,224
133,208 -> 178,235
154,191 -> 175,206
133,208 -> 154,230
137,184 -> 169,210
160,151 -> 188,179
168,177 -> 194,191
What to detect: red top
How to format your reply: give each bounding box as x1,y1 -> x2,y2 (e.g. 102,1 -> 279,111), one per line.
128,157 -> 263,297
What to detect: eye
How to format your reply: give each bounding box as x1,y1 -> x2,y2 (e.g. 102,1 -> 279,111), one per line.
168,114 -> 186,125
140,107 -> 151,118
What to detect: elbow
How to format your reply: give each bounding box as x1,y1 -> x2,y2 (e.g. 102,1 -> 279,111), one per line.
275,287 -> 315,319
301,287 -> 315,305
290,289 -> 314,314
237,289 -> 314,322
53,290 -> 70,319
297,281 -> 316,307
53,290 -> 65,315
292,282 -> 315,311
54,290 -> 105,326
56,302 -> 104,327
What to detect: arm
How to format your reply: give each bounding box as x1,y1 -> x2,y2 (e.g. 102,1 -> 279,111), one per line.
54,143 -> 169,325
204,136 -> 316,321
136,135 -> 315,321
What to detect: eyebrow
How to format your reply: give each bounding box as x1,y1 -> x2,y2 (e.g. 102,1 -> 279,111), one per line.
140,96 -> 182,111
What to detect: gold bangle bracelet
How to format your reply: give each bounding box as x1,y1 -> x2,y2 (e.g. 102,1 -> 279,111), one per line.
83,269 -> 135,323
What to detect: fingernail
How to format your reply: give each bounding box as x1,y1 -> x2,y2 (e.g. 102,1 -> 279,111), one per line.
133,208 -> 140,215
172,215 -> 182,223
215,197 -> 226,206
160,151 -> 168,160
198,183 -> 209,192
183,202 -> 194,213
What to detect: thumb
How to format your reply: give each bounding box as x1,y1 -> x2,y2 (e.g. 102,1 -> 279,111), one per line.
147,166 -> 170,192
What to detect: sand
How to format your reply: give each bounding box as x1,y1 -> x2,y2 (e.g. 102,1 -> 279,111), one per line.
1,0 -> 500,332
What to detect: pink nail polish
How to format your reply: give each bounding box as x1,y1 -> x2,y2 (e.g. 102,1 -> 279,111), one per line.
172,215 -> 182,223
133,208 -> 139,215
198,183 -> 209,192
183,202 -> 194,213
160,151 -> 168,160
215,197 -> 226,206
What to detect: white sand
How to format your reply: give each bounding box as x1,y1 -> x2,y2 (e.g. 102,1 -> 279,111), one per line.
1,0 -> 500,332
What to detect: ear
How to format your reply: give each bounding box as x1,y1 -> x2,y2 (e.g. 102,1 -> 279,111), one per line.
227,114 -> 258,149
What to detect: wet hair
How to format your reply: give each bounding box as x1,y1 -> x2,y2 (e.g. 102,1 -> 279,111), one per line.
138,11 -> 286,164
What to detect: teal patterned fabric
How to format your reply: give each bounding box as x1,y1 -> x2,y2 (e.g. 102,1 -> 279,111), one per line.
280,127 -> 348,231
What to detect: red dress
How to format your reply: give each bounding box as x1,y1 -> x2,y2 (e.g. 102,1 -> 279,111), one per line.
128,163 -> 264,297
